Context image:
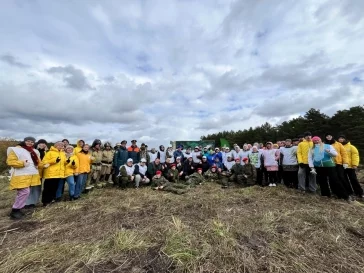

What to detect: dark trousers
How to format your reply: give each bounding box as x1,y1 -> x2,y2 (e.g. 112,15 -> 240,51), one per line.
283,170 -> 298,188
266,171 -> 277,185
345,168 -> 363,196
317,167 -> 348,199
256,168 -> 263,186
277,165 -> 283,183
335,165 -> 353,195
42,178 -> 60,205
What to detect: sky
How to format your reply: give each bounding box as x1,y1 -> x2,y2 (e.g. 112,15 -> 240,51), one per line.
1,0 -> 364,148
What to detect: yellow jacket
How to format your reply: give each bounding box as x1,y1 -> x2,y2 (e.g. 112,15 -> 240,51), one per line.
42,146 -> 66,179
343,142 -> 360,168
74,140 -> 84,154
331,141 -> 348,165
76,152 -> 92,173
6,149 -> 42,190
297,140 -> 313,164
64,154 -> 79,177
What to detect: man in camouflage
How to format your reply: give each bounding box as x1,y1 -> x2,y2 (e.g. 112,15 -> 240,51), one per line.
204,166 -> 220,183
229,158 -> 245,185
241,157 -> 257,187
99,142 -> 114,187
186,168 -> 205,186
152,171 -> 188,194
167,164 -> 180,183
86,139 -> 103,189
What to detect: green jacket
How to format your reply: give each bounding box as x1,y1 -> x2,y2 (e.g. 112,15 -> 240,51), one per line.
204,169 -> 219,182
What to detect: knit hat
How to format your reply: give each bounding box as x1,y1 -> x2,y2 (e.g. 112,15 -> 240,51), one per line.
235,158 -> 240,162
197,168 -> 202,171
312,136 -> 321,142
156,170 -> 162,175
170,164 -> 176,168
211,165 -> 217,169
303,131 -> 312,137
242,157 -> 248,162
127,158 -> 133,163
24,136 -> 36,142
325,133 -> 333,138
37,139 -> 47,144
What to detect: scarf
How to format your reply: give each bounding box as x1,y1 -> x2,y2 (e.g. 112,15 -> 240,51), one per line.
22,145 -> 39,166
38,148 -> 46,160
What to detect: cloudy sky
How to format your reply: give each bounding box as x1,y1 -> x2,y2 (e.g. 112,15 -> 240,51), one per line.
1,0 -> 363,148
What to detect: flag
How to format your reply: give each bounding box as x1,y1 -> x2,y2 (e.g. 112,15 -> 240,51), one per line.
220,138 -> 230,148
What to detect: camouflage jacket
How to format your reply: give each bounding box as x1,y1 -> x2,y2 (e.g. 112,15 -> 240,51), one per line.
204,169 -> 220,182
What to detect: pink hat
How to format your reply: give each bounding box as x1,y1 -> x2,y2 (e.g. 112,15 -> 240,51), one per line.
312,136 -> 321,142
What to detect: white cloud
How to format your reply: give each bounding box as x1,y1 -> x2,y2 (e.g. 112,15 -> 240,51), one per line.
0,0 -> 364,148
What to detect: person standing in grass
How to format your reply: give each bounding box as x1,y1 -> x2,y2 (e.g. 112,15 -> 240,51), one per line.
280,139 -> 299,188
41,141 -> 66,206
6,136 -> 42,219
24,138 -> 48,209
55,145 -> 79,201
74,144 -> 93,198
261,142 -> 280,187
297,132 -> 316,192
308,136 -> 349,200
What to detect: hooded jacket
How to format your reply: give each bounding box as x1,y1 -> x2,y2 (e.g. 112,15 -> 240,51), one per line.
342,142 -> 359,168
324,139 -> 348,165
74,140 -> 85,154
42,146 -> 66,179
297,140 -> 313,164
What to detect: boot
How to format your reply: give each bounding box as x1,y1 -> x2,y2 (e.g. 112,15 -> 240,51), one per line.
10,209 -> 24,220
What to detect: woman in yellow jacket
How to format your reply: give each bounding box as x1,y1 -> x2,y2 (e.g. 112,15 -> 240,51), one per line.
55,145 -> 79,201
74,139 -> 85,154
74,144 -> 93,199
41,141 -> 66,206
6,136 -> 42,219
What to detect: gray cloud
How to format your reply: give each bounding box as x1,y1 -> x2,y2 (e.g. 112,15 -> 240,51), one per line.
0,54 -> 29,68
47,65 -> 93,90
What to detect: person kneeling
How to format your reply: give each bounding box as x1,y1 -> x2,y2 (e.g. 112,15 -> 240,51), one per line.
186,168 -> 205,186
119,158 -> 135,189
152,171 -> 188,194
133,158 -> 150,188
242,157 -> 257,187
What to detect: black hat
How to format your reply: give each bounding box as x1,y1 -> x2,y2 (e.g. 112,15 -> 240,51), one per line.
131,140 -> 137,143
37,139 -> 47,144
337,134 -> 346,139
303,131 -> 312,137
121,140 -> 127,144
325,133 -> 333,138
141,143 -> 146,146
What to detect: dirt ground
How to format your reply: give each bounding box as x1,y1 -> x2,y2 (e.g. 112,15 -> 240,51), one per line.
1,178 -> 364,273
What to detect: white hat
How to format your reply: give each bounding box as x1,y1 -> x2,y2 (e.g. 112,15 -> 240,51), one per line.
127,158 -> 133,162
140,158 -> 147,163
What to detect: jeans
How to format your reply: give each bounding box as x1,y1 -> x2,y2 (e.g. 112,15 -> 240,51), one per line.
56,176 -> 76,198
75,173 -> 88,197
298,165 -> 316,192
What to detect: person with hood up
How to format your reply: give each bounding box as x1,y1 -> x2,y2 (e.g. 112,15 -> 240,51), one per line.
152,170 -> 188,194
297,132 -> 316,192
308,136 -> 349,200
6,136 -> 42,219
87,139 -> 103,187
74,140 -> 85,154
157,145 -> 166,164
232,145 -> 243,163
338,135 -> 363,198
128,140 -> 140,163
240,144 -> 251,165
75,144 -> 93,198
138,143 -> 150,164
100,142 -> 114,185
133,158 -> 150,188
42,141 -> 66,206
149,148 -> 158,163
324,133 -> 352,197
119,158 -> 135,189
56,145 -> 79,201
24,138 -> 48,209
261,142 -> 280,187
113,140 -> 128,180
173,145 -> 184,162
280,139 -> 299,188
248,146 -> 263,186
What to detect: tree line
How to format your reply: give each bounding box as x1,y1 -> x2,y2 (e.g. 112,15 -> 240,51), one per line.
201,106 -> 364,163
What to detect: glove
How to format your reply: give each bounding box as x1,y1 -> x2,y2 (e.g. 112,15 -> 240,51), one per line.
299,163 -> 305,168
44,163 -> 50,168
343,164 -> 348,169
310,168 -> 317,175
72,160 -> 75,166
56,157 -> 61,163
23,160 -> 30,167
66,159 -> 71,164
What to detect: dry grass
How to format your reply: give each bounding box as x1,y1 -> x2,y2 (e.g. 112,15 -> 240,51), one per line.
1,177 -> 364,273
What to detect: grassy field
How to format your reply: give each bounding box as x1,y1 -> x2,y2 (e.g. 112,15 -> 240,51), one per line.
1,178 -> 364,273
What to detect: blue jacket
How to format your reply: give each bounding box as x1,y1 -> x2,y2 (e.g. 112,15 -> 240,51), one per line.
212,152 -> 223,162
173,150 -> 184,162
113,146 -> 128,169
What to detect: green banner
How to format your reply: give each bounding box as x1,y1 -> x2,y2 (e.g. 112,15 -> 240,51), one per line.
220,138 -> 230,148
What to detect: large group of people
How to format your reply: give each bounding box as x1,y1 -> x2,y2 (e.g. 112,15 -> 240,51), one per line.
6,131 -> 362,219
